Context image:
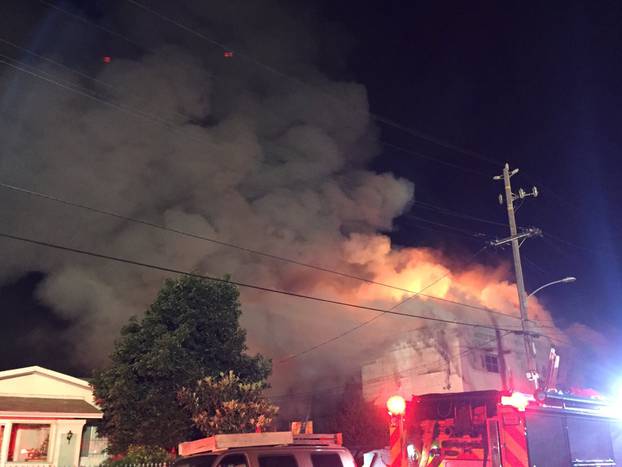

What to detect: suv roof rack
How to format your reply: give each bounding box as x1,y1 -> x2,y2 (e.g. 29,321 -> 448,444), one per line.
178,432 -> 344,456
293,433 -> 343,446
179,432 -> 293,456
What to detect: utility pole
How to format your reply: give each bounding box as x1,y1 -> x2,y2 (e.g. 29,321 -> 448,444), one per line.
493,163 -> 540,390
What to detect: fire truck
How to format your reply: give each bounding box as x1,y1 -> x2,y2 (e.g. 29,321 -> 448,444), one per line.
402,389 -> 622,467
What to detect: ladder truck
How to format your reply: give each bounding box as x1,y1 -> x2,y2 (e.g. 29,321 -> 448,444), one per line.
397,350 -> 622,466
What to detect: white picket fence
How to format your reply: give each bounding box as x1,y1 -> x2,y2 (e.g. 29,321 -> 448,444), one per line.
11,464 -> 171,467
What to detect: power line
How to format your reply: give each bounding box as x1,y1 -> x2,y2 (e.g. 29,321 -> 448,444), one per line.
0,40 -> 501,261
277,246 -> 489,364
39,0 -> 145,50
20,0 -> 498,178
370,331 -> 514,385
412,200 -> 508,228
22,3 -> 491,179
379,141 -> 489,177
0,48 -> 538,323
269,332 -> 512,401
0,182 -> 527,320
6,181 -> 559,334
2,8 -> 557,334
0,37 -> 115,91
0,52 -> 97,99
0,230 -> 529,334
522,255 -> 550,279
269,326 -> 569,402
0,36 -> 201,125
0,56 -> 187,133
123,0 -> 502,169
2,183 -> 557,332
399,221 -> 487,243
3,183 -> 561,349
544,232 -> 606,256
0,37 -> 489,184
0,54 -> 559,337
125,1 -> 499,168
402,214 -> 491,239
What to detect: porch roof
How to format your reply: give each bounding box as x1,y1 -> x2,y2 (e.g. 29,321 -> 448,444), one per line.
0,396 -> 102,419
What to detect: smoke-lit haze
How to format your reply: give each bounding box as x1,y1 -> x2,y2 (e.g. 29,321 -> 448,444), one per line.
0,0 -> 578,406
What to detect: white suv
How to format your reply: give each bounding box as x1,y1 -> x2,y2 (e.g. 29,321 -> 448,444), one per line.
174,433 -> 355,467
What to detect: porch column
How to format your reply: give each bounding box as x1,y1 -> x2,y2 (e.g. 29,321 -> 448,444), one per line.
54,420 -> 86,467
0,422 -> 12,467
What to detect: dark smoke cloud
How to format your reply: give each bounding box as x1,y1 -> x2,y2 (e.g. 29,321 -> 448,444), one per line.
0,0 -> 412,375
0,0 -> 594,411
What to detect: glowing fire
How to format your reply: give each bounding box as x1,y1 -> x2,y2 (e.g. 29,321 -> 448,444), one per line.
337,233 -> 553,324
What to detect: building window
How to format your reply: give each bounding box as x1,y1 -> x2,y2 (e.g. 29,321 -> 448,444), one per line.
482,354 -> 499,373
9,424 -> 51,462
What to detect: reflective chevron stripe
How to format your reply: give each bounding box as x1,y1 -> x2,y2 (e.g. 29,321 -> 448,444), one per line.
389,421 -> 402,467
499,407 -> 529,467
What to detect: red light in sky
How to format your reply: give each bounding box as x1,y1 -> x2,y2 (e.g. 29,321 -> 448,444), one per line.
224,51 -> 234,58
103,56 -> 112,64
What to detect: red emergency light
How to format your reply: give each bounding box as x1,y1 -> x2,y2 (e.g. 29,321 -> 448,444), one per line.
102,56 -> 112,64
387,395 -> 406,415
224,51 -> 234,58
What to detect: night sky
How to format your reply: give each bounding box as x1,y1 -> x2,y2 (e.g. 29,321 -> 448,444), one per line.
324,1 -> 622,331
1,1 -> 621,386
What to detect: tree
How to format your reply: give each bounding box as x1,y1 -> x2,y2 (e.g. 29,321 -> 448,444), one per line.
93,275 -> 271,453
328,381 -> 388,460
178,371 -> 278,436
102,445 -> 171,466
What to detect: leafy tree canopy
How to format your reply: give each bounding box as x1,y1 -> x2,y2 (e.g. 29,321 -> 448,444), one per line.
102,445 -> 171,466
93,275 -> 271,453
178,371 -> 278,436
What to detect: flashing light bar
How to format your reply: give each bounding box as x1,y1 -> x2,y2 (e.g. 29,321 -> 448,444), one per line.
387,395 -> 406,415
501,392 -> 535,412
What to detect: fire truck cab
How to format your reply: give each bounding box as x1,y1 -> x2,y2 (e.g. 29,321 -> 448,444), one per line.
405,389 -> 622,467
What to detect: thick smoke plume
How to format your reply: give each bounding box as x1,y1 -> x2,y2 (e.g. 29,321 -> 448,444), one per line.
0,0 -> 572,410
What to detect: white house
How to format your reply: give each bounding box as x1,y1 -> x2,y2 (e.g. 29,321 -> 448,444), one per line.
361,323 -> 554,404
0,366 -> 105,467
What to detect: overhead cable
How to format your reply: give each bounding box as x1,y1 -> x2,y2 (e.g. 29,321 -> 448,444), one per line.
37,0 -> 499,174
0,231 -> 529,334
277,245 -> 489,363
0,181 -> 528,321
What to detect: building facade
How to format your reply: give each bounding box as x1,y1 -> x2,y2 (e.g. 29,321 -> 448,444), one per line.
0,366 -> 105,467
361,323 -> 553,404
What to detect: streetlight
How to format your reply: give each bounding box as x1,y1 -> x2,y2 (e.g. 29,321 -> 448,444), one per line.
524,276 -> 575,389
527,277 -> 576,298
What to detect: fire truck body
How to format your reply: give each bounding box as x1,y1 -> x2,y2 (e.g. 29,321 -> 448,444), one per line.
406,390 -> 622,466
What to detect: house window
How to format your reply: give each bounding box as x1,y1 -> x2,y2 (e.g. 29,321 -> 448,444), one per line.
8,424 -> 51,462
80,425 -> 107,458
482,354 -> 499,373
